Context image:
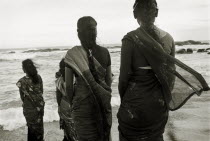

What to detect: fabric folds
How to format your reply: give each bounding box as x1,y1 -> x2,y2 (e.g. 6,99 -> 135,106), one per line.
125,27 -> 209,111
65,46 -> 112,140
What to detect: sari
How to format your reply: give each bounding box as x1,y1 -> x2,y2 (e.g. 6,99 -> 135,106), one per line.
127,27 -> 209,110
118,27 -> 209,141
16,75 -> 45,141
55,76 -> 78,141
65,46 -> 112,141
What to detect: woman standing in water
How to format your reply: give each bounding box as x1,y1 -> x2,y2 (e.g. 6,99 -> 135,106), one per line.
117,0 -> 209,141
16,59 -> 45,141
55,59 -> 77,141
65,16 -> 112,141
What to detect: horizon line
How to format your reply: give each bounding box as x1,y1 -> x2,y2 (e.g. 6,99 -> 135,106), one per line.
0,40 -> 209,50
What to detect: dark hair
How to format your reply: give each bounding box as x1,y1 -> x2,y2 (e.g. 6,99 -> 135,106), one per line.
59,58 -> 65,81
77,16 -> 100,83
77,16 -> 97,30
85,48 -> 100,83
22,59 -> 39,84
133,0 -> 158,22
77,16 -> 97,50
133,0 -> 163,46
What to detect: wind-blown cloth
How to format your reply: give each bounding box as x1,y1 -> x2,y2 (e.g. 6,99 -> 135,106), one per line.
55,77 -> 66,97
64,46 -> 112,140
125,27 -> 210,111
55,76 -> 78,141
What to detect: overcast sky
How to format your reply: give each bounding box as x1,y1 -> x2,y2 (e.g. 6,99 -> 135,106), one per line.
0,0 -> 209,48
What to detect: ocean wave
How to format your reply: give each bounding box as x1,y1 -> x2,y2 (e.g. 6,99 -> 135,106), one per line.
7,51 -> 16,54
0,96 -> 121,131
110,51 -> 121,53
111,96 -> 121,107
0,105 -> 59,131
0,107 -> 26,131
106,46 -> 121,49
0,59 -> 9,62
0,53 -> 37,61
23,48 -> 62,53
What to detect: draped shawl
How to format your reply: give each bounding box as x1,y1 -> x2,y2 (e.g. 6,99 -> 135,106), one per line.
124,28 -> 209,111
64,46 -> 112,140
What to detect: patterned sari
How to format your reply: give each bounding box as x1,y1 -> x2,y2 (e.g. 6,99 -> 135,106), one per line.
65,46 -> 112,141
16,75 -> 45,141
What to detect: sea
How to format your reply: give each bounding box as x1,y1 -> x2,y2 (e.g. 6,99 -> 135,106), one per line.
0,44 -> 210,133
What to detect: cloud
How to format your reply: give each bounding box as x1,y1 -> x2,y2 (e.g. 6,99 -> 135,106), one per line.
0,0 -> 209,48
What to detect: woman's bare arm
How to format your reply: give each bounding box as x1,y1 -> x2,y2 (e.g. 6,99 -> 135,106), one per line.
118,40 -> 133,99
19,89 -> 25,102
65,66 -> 74,105
105,65 -> 112,87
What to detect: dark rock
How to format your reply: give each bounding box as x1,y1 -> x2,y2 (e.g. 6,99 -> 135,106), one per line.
176,49 -> 186,54
197,49 -> 207,53
8,51 -> 15,54
186,48 -> 193,53
175,40 -> 210,46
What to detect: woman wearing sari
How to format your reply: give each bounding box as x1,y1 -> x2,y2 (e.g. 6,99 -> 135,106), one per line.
16,59 -> 45,141
64,16 -> 112,141
55,59 -> 77,141
117,0 -> 209,141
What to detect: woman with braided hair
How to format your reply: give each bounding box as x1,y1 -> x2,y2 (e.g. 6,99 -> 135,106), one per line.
16,59 -> 45,141
117,0 -> 209,141
65,16 -> 112,141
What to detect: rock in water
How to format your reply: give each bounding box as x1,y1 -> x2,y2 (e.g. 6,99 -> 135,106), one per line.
186,48 -> 193,54
197,49 -> 207,53
176,49 -> 186,54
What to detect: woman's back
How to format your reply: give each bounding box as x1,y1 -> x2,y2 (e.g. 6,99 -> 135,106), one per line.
17,74 -> 43,108
92,45 -> 111,70
17,59 -> 44,141
123,27 -> 174,71
72,45 -> 111,103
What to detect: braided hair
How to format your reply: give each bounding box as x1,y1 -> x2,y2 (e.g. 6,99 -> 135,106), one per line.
77,16 -> 100,83
133,0 -> 163,46
84,47 -> 100,83
22,59 -> 39,84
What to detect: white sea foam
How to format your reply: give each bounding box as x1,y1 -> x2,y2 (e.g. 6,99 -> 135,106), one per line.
0,107 -> 25,131
111,96 -> 121,107
0,96 -> 120,131
0,104 -> 60,131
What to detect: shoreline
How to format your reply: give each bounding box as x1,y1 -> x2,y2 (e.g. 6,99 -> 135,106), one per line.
0,106 -> 120,141
1,94 -> 210,141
